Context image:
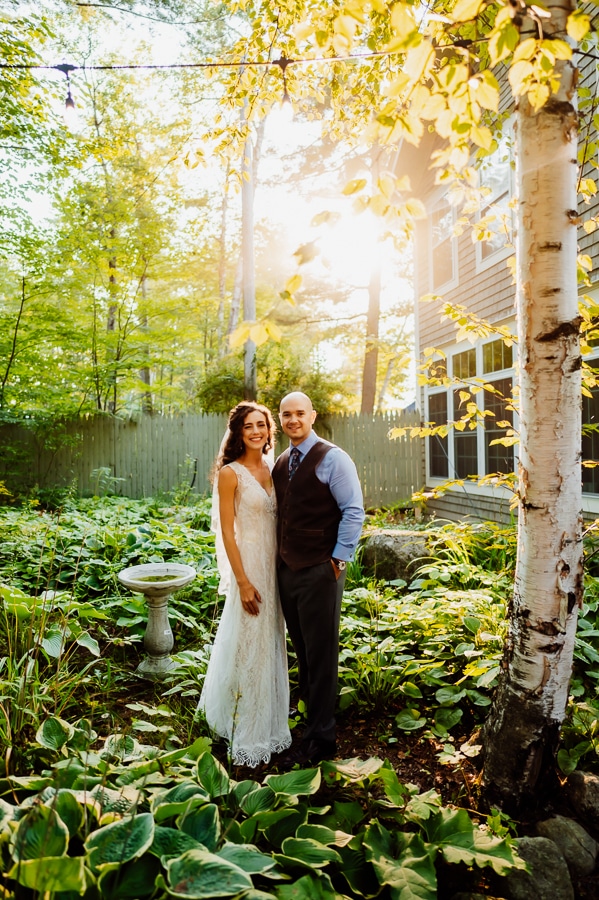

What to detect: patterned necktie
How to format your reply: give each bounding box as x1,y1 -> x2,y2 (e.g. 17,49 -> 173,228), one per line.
289,447 -> 301,479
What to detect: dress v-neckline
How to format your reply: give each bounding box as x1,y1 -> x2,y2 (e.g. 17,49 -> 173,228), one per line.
235,461 -> 273,497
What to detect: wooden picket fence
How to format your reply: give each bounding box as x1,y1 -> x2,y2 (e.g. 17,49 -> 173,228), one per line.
0,410 -> 424,508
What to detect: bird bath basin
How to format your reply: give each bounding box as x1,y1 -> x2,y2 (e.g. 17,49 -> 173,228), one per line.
118,563 -> 196,678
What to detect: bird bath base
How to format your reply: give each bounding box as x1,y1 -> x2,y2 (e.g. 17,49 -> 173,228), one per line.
117,563 -> 196,679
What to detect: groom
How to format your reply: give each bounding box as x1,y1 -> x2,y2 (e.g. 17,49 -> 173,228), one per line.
272,391 -> 365,767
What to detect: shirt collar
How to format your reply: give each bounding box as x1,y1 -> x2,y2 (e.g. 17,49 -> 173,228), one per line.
291,430 -> 318,457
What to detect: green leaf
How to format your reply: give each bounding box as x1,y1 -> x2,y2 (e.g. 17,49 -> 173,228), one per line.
39,789 -> 84,837
7,856 -> 87,893
98,854 -> 162,898
218,841 -> 276,873
41,625 -> 66,657
395,709 -> 427,731
401,682 -> 423,698
321,757 -> 384,783
36,716 -> 74,750
11,806 -> 69,861
337,844 -> 380,897
85,812 -> 155,871
264,768 -> 321,796
240,785 -> 277,815
196,752 -> 231,798
178,803 -> 220,852
433,707 -> 463,734
376,767 -> 410,808
274,837 -> 342,870
463,616 -> 481,633
364,824 -> 437,899
76,630 -> 101,656
277,872 -> 338,900
165,848 -> 253,898
262,805 -> 309,847
295,824 -> 354,847
424,807 -> 525,875
152,781 -> 211,821
149,825 -> 203,860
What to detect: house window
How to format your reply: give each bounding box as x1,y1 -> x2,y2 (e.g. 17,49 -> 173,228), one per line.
477,130 -> 514,266
453,389 -> 478,477
483,340 -> 513,373
484,377 -> 514,475
430,198 -> 457,291
582,386 -> 599,494
428,392 -> 449,478
425,337 -> 515,482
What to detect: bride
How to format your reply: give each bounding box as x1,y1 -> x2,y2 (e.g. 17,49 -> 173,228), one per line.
198,401 -> 291,767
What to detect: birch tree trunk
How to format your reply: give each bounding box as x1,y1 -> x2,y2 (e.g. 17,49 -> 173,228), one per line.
483,0 -> 583,811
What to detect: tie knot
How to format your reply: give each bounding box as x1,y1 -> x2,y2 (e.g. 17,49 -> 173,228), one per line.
289,447 -> 301,479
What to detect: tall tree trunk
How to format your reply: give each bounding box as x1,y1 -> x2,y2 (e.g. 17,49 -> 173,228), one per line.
361,262 -> 381,414
482,0 -> 582,812
217,163 -> 230,356
0,277 -> 26,410
242,134 -> 257,401
139,271 -> 152,415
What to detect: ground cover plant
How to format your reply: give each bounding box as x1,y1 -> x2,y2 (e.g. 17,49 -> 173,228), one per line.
0,496 -> 598,897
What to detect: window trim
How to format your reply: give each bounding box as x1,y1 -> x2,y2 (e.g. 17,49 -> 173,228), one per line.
428,193 -> 459,294
475,125 -> 515,274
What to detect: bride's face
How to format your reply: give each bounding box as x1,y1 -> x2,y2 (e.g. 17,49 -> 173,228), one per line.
241,410 -> 269,453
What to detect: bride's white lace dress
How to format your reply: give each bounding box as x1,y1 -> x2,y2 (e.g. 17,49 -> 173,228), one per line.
199,460 -> 291,766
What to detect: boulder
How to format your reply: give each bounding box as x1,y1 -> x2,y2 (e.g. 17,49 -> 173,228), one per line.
536,815 -> 597,878
504,836 -> 574,900
564,770 -> 599,830
361,529 -> 431,582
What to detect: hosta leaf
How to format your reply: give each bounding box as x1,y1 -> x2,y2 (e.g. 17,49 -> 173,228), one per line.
274,837 -> 342,869
91,784 -> 142,818
433,707 -> 463,734
425,807 -> 525,875
85,812 -> 155,870
264,768 -> 321,796
11,805 -> 69,861
149,825 -> 203,860
263,805 -> 309,847
151,781 -> 210,821
240,785 -> 277,815
321,757 -> 383,783
296,823 -> 354,847
0,798 -> 16,830
218,841 -> 276,873
376,766 -> 409,808
337,844 -> 380,897
370,850 -> 437,900
36,716 -> 74,750
41,625 -> 67,657
98,854 -> 162,898
178,802 -> 220,851
7,856 -> 87,893
404,790 -> 443,824
76,630 -> 101,656
164,848 -> 253,898
395,709 -> 427,731
196,752 -> 231,798
277,872 -> 338,900
39,789 -> 84,837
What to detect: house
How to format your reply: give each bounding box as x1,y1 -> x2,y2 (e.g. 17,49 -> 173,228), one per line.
404,56 -> 599,524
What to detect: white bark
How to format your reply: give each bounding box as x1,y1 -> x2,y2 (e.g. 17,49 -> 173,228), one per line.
483,0 -> 583,809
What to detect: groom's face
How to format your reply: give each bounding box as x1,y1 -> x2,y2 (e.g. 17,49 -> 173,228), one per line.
279,398 -> 316,445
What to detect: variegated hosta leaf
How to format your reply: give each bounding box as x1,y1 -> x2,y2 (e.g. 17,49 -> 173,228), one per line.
273,837 -> 342,870
178,802 -> 220,852
151,781 -> 210,822
7,856 -> 87,893
10,805 -> 69,862
163,848 -> 253,898
85,812 -> 154,871
36,716 -> 74,751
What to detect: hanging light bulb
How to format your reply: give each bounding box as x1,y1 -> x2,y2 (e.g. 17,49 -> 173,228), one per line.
55,63 -> 78,130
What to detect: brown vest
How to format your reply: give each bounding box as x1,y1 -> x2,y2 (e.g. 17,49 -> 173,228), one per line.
273,440 -> 341,571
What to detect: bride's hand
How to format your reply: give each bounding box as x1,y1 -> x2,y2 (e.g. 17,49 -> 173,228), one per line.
239,581 -> 262,616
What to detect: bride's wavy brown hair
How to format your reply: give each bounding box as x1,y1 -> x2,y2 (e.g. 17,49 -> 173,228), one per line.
217,401 -> 276,471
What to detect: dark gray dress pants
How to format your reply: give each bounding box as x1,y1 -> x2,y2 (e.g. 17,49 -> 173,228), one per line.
278,559 -> 346,745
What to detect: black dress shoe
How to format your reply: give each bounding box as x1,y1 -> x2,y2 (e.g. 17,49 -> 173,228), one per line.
277,739 -> 337,771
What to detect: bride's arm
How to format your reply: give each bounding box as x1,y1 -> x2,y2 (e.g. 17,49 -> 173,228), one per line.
218,466 -> 262,616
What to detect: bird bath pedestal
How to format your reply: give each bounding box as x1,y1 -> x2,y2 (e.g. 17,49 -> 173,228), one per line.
118,563 -> 196,678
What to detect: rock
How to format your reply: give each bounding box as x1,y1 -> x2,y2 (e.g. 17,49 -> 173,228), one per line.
564,770 -> 599,830
361,529 -> 431,582
536,815 -> 597,878
504,836 -> 574,900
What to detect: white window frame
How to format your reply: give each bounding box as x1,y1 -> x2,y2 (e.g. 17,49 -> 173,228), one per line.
428,193 -> 459,294
424,331 -> 518,492
475,124 -> 515,273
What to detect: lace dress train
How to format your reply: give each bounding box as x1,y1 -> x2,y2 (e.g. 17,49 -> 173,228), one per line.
199,461 -> 291,766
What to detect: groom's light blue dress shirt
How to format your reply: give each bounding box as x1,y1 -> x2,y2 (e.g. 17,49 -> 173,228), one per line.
288,431 -> 365,562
